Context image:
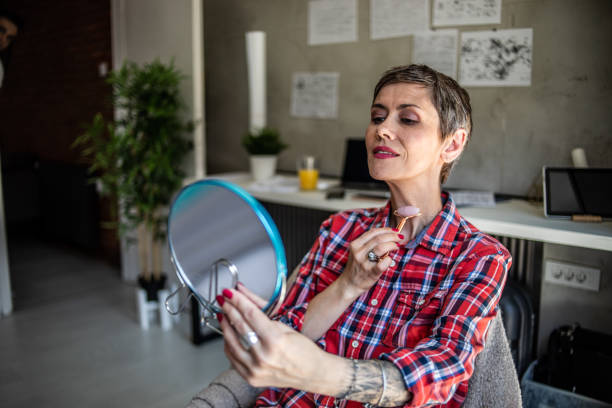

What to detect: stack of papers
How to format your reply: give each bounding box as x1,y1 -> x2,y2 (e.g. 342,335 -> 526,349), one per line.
451,190 -> 496,207
248,176 -> 299,193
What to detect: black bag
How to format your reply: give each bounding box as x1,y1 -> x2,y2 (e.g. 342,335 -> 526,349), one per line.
538,324 -> 612,403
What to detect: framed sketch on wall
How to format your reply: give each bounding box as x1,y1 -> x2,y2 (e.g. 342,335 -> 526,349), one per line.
459,28 -> 533,87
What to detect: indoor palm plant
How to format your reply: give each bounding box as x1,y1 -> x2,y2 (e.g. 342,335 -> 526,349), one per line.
242,127 -> 287,181
74,59 -> 192,299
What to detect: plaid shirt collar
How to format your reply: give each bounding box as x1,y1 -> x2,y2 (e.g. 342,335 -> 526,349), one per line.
375,191 -> 459,257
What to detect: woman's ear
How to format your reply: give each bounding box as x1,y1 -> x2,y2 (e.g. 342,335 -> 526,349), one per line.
441,128 -> 467,163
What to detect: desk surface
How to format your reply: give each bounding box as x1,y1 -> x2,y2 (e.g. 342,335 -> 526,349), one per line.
198,173 -> 612,252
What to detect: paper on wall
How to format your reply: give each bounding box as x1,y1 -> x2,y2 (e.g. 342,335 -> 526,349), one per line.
308,0 -> 358,46
433,0 -> 502,27
412,29 -> 458,79
459,28 -> 533,87
370,0 -> 429,40
291,72 -> 339,119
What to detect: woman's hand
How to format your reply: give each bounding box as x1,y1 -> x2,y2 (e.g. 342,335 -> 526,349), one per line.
218,286 -> 338,390
339,227 -> 403,299
218,287 -> 412,407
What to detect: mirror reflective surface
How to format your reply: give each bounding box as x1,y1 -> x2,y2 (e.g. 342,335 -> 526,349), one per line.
168,179 -> 287,317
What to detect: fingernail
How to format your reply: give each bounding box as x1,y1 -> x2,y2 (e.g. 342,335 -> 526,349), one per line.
398,234 -> 405,239
222,288 -> 233,299
216,294 -> 225,306
396,242 -> 401,247
216,313 -> 223,322
393,228 -> 399,232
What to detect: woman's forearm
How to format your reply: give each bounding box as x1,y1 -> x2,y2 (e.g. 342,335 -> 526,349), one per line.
307,353 -> 412,407
301,277 -> 362,340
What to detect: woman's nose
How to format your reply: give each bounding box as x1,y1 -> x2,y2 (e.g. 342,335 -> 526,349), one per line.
376,126 -> 396,140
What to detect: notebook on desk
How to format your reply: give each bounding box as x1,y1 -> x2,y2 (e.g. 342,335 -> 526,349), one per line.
339,138 -> 389,198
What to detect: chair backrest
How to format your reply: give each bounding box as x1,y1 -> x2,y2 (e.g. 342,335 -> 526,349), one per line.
464,312 -> 522,408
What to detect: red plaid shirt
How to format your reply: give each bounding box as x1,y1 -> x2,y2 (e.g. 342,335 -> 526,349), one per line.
256,193 -> 511,407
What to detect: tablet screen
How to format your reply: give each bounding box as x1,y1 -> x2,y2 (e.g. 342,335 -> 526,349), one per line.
544,167 -> 612,217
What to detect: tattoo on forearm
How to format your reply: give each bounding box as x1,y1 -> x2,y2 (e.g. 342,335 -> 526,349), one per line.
337,360 -> 411,407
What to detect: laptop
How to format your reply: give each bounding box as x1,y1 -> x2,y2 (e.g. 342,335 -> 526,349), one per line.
339,139 -> 389,198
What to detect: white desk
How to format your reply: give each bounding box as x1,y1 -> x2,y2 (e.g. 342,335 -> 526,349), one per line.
201,172 -> 612,253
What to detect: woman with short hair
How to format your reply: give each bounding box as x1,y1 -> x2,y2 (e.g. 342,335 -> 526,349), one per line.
217,64 -> 511,407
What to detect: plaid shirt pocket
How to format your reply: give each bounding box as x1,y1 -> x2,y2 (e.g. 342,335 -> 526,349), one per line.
385,289 -> 448,348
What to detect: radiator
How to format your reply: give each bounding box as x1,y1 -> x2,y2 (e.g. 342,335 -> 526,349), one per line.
261,201 -> 333,271
493,235 -> 542,302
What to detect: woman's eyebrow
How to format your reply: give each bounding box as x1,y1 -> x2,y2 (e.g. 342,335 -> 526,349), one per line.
398,103 -> 422,110
371,103 -> 388,111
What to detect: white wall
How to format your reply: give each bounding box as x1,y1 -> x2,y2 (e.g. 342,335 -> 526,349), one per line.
111,0 -> 205,281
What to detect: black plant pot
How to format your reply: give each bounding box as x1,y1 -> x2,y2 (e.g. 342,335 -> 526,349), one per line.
138,274 -> 168,301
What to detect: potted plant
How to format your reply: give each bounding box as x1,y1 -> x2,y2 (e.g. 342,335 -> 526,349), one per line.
242,127 -> 287,181
73,59 -> 192,300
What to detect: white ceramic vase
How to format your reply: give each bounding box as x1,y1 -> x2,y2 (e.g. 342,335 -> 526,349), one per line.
250,155 -> 277,182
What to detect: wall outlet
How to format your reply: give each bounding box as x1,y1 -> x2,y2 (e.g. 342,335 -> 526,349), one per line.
544,260 -> 600,291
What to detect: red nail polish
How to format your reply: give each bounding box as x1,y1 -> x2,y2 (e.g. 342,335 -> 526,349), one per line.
393,228 -> 399,232
398,234 -> 405,239
396,242 -> 401,247
216,294 -> 225,306
222,288 -> 233,299
216,313 -> 223,322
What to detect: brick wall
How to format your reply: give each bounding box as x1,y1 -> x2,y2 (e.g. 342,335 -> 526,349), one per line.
0,0 -> 113,162
0,0 -> 118,264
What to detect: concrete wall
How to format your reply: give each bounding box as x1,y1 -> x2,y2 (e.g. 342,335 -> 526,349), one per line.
537,244 -> 612,356
204,0 -> 612,196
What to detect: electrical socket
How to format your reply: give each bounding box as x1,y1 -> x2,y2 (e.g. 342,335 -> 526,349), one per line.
544,260 -> 600,291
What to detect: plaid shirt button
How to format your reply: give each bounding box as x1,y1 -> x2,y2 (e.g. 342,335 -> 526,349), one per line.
370,299 -> 378,306
351,340 -> 359,348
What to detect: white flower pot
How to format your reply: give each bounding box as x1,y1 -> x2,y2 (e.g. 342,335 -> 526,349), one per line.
250,155 -> 277,182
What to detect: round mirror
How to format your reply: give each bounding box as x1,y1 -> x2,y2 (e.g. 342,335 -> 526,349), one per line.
167,179 -> 287,319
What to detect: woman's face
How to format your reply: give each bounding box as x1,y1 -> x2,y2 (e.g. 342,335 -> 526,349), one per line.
365,82 -> 446,186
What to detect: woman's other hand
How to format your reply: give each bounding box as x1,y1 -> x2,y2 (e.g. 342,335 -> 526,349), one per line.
218,287 -> 344,392
340,227 -> 403,298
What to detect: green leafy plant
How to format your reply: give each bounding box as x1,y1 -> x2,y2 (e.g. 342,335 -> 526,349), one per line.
242,127 -> 287,155
73,59 -> 192,282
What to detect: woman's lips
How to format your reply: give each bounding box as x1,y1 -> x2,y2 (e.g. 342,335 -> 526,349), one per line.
373,146 -> 399,159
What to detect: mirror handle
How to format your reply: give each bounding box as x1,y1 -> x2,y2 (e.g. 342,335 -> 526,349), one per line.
164,284 -> 193,315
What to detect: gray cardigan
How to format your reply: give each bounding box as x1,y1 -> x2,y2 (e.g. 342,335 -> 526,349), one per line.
187,312 -> 521,407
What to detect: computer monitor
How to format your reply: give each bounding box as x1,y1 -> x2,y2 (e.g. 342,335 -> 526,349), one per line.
341,139 -> 388,192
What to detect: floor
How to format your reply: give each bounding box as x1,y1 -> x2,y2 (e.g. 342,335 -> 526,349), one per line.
0,239 -> 229,408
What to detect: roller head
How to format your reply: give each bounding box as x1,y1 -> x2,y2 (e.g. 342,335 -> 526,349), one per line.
396,205 -> 420,217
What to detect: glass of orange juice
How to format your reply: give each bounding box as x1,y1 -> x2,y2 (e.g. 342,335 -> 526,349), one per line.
297,155 -> 319,190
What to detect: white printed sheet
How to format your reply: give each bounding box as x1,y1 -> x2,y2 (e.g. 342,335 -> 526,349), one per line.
308,0 -> 358,45
291,72 -> 340,119
433,0 -> 502,27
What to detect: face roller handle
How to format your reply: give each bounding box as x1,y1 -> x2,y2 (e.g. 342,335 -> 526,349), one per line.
394,205 -> 421,233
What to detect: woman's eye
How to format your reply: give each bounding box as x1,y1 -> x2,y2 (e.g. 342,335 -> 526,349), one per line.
371,116 -> 385,124
401,118 -> 417,125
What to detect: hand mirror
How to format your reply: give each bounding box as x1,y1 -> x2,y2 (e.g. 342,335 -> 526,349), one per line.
165,179 -> 287,334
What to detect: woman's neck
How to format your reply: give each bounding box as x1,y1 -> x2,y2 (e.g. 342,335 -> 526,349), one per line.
387,179 -> 443,241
